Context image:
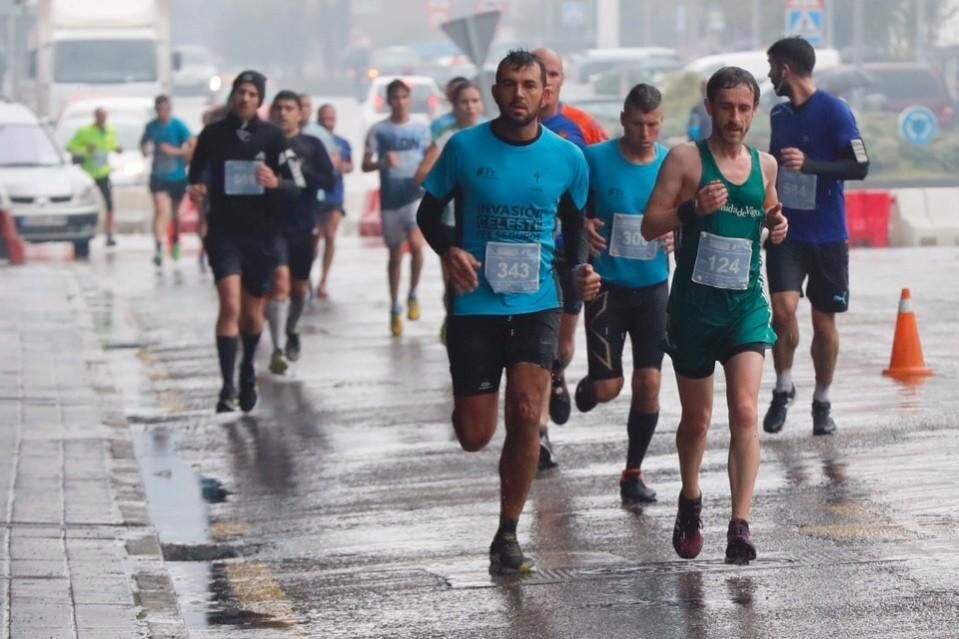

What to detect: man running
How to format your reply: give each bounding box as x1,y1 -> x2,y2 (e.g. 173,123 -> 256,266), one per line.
66,107 -> 122,247
299,93 -> 338,160
532,47 -> 608,469
141,95 -> 194,266
615,66 -> 788,565
265,91 -> 335,375
362,79 -> 431,336
417,50 -> 588,574
314,103 -> 354,299
573,84 -> 671,505
764,37 -> 870,436
188,71 -> 300,413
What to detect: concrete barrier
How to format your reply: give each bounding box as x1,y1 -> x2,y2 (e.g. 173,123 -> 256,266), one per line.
890,188 -> 959,247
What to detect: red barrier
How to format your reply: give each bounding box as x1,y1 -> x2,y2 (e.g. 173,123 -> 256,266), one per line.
358,189 -> 382,238
166,197 -> 200,246
0,209 -> 25,265
846,190 -> 892,247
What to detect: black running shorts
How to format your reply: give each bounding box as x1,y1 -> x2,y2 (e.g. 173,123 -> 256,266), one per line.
446,310 -> 561,397
276,232 -> 316,281
585,281 -> 668,381
204,230 -> 278,297
766,238 -> 849,313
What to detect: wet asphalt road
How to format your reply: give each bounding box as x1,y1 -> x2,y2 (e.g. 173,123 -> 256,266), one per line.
77,236 -> 959,638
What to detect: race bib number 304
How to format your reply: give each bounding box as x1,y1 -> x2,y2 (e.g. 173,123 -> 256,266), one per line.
778,169 -> 817,210
609,213 -> 657,260
225,160 -> 264,196
485,242 -> 540,294
692,232 -> 751,290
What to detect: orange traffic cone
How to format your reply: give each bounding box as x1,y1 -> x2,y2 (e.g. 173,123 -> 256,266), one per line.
0,210 -> 26,266
882,288 -> 933,379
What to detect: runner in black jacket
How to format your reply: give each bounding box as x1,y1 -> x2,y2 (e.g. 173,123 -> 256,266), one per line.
264,90 -> 336,374
187,70 -> 301,413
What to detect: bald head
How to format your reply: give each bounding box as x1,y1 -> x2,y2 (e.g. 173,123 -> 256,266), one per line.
533,48 -> 564,114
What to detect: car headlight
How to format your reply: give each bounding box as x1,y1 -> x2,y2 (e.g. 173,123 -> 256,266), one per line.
75,184 -> 99,206
209,75 -> 222,92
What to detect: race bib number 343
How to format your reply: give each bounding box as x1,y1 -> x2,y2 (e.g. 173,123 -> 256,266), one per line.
485,242 -> 540,294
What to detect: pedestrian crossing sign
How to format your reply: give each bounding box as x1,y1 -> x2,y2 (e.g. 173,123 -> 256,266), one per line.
786,7 -> 824,46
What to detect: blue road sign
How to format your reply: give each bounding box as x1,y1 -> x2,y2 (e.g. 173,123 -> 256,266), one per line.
898,106 -> 939,145
786,8 -> 823,46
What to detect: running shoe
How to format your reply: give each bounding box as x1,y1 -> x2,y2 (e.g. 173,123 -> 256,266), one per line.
620,468 -> 656,504
672,492 -> 704,559
285,333 -> 301,362
238,369 -> 257,413
762,385 -> 795,434
812,400 -> 837,436
407,297 -> 421,321
269,350 -> 289,375
171,242 -> 181,261
106,235 -> 117,247
216,386 -> 237,413
574,377 -> 597,413
390,311 -> 403,337
538,428 -> 559,471
152,249 -> 162,267
549,369 -> 571,425
489,531 -> 534,575
724,518 -> 757,565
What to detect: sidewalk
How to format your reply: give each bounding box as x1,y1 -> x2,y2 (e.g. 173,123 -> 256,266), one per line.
0,265 -> 184,638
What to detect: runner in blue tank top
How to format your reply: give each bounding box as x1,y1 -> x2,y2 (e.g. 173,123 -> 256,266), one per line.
417,50 -> 588,576
572,84 -> 672,506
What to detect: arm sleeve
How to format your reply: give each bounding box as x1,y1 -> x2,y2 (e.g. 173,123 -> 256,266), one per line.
417,192 -> 456,256
559,151 -> 590,267
187,128 -> 210,184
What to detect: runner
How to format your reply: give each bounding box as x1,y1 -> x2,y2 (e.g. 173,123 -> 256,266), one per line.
265,90 -> 335,375
417,50 -> 588,574
532,47 -> 608,469
140,94 -> 194,266
66,107 -> 122,247
429,76 -> 470,141
572,84 -> 672,504
299,93 -> 338,158
187,71 -> 300,413
607,66 -> 788,564
764,37 -> 870,436
314,103 -> 354,299
362,79 -> 431,337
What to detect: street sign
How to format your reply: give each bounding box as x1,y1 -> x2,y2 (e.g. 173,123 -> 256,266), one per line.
898,106 -> 938,145
427,0 -> 451,30
441,10 -> 500,70
785,0 -> 824,46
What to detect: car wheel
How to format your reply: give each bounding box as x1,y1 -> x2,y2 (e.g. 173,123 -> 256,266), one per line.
73,239 -> 91,260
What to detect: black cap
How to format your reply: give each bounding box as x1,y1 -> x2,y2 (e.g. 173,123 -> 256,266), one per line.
231,70 -> 266,106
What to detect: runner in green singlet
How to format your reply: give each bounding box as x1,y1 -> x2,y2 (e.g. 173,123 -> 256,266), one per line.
581,67 -> 789,565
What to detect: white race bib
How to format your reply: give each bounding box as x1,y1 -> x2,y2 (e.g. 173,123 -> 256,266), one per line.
225,160 -> 264,196
608,213 -> 657,260
92,151 -> 109,168
692,232 -> 751,290
485,242 -> 540,294
778,169 -> 817,210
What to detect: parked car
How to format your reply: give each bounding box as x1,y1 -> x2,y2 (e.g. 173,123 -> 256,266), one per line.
361,75 -> 443,127
568,48 -> 682,84
0,99 -> 100,257
857,63 -> 955,125
172,44 -> 220,97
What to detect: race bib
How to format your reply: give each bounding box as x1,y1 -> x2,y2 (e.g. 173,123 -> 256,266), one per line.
154,152 -> 178,175
485,242 -> 540,294
692,232 -> 751,290
225,160 -> 264,196
91,151 -> 109,168
778,169 -> 817,211
608,213 -> 657,260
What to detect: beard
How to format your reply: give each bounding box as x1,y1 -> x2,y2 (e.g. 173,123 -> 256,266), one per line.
497,103 -> 539,127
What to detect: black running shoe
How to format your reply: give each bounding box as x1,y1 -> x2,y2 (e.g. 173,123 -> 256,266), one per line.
762,385 -> 795,433
538,428 -> 559,471
549,370 -> 571,425
672,492 -> 704,559
215,397 -> 237,413
725,518 -> 757,565
489,531 -> 534,575
575,377 -> 597,413
812,400 -> 837,436
620,468 -> 656,503
285,333 -> 301,362
238,368 -> 257,413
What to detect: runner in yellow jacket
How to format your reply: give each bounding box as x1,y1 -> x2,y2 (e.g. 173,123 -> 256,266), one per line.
66,107 -> 122,246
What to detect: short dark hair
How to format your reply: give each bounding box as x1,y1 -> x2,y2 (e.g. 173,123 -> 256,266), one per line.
706,67 -> 761,106
623,83 -> 662,113
446,76 -> 469,92
386,79 -> 410,99
495,49 -> 547,86
767,37 -> 816,76
451,80 -> 480,103
318,103 -> 334,116
154,94 -> 170,108
271,89 -> 301,109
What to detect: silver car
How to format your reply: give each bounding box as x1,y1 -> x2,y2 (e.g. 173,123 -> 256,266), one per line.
0,100 -> 101,258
